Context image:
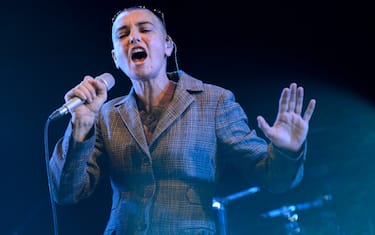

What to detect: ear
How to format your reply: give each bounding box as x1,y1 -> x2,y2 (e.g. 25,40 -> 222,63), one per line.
165,35 -> 174,57
111,49 -> 120,69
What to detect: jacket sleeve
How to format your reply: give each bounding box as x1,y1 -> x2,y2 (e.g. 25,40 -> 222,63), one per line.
48,121 -> 105,204
215,88 -> 306,193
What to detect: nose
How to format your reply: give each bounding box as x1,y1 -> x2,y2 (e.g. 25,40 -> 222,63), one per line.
129,31 -> 141,44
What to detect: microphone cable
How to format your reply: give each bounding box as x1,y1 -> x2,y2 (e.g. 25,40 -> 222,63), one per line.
43,116 -> 59,235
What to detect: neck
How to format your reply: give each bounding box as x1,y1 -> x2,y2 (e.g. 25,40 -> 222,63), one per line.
132,75 -> 170,112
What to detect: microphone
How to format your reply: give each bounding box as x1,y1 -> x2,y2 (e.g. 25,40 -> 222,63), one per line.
49,73 -> 115,121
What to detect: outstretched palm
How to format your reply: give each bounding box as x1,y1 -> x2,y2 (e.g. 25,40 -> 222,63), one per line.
257,83 -> 316,152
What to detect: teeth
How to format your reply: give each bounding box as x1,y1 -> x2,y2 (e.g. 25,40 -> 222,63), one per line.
133,48 -> 144,53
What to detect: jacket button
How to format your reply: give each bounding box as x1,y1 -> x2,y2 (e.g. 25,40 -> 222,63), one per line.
143,158 -> 150,166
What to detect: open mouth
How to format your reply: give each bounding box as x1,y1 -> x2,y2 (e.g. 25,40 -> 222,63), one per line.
131,47 -> 147,62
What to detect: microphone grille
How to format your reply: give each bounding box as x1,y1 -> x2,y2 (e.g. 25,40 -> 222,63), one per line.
96,73 -> 115,91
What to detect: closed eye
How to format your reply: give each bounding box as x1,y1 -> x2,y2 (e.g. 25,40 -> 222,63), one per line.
115,27 -> 130,39
114,22 -> 156,39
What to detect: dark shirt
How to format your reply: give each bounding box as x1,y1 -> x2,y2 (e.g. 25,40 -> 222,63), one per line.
137,81 -> 177,144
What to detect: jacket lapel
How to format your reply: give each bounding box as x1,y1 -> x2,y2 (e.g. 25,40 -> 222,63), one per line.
115,88 -> 150,156
150,72 -> 203,146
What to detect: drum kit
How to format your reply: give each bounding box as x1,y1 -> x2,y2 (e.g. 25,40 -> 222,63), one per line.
212,187 -> 333,235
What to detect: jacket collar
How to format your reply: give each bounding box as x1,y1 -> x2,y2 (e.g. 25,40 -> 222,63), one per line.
112,70 -> 203,153
113,70 -> 203,107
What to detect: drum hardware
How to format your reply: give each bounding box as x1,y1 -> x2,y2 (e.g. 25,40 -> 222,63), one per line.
212,186 -> 260,235
261,194 -> 333,235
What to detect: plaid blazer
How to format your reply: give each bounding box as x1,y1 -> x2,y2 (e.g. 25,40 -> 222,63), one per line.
50,71 -> 306,235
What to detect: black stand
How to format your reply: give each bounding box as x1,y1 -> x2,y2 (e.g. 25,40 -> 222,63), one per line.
212,186 -> 260,235
261,194 -> 332,235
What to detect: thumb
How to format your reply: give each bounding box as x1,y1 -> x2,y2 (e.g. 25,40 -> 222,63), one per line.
95,79 -> 109,95
257,115 -> 271,136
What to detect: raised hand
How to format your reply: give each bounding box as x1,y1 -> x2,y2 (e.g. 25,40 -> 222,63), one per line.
256,83 -> 316,152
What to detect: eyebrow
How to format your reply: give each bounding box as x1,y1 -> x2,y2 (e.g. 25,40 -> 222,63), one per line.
114,21 -> 155,33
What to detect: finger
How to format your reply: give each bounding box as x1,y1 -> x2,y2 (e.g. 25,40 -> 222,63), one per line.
83,76 -> 98,100
295,86 -> 304,115
303,99 -> 316,122
279,87 -> 290,113
70,78 -> 96,103
257,115 -> 271,136
287,83 -> 297,112
64,89 -> 76,102
70,85 -> 89,103
93,78 -> 109,95
80,82 -> 97,103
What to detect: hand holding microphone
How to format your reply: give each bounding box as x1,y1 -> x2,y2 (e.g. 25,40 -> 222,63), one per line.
49,73 -> 115,121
